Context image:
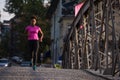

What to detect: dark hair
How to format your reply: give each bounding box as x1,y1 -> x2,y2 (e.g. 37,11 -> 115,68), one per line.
31,15 -> 37,20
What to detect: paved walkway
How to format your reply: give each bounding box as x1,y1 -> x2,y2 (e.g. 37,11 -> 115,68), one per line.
0,67 -> 108,80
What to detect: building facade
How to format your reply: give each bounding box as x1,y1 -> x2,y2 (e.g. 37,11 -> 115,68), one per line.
46,0 -> 79,64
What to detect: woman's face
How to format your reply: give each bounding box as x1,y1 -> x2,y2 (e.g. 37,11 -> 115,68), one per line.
31,19 -> 36,26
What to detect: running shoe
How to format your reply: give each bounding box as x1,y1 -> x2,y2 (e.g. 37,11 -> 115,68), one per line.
33,65 -> 36,71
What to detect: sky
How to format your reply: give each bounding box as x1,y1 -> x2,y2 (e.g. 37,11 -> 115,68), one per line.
0,0 -> 14,22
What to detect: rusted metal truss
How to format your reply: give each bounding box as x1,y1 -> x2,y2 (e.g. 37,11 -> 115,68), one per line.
63,0 -> 120,76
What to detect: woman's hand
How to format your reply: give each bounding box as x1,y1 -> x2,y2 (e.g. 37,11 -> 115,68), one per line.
39,38 -> 43,42
39,28 -> 43,42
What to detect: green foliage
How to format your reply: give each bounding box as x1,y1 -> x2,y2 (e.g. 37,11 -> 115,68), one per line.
54,64 -> 62,69
4,0 -> 47,17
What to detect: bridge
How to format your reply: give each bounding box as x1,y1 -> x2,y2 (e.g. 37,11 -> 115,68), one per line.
62,0 -> 120,78
0,0 -> 120,80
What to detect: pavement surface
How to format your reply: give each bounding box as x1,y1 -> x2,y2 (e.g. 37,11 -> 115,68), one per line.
0,66 -> 109,80
85,69 -> 120,80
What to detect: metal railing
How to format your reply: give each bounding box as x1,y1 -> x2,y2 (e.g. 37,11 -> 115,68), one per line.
63,0 -> 120,76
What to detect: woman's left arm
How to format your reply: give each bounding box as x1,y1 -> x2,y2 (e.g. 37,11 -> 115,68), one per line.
39,29 -> 44,42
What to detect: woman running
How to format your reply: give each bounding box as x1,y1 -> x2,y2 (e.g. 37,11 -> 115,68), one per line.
25,15 -> 43,70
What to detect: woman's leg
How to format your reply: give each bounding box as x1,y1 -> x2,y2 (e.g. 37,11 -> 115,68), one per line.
33,40 -> 39,66
28,40 -> 34,66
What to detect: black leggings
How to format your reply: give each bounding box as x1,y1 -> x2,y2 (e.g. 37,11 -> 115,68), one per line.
28,40 -> 39,66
